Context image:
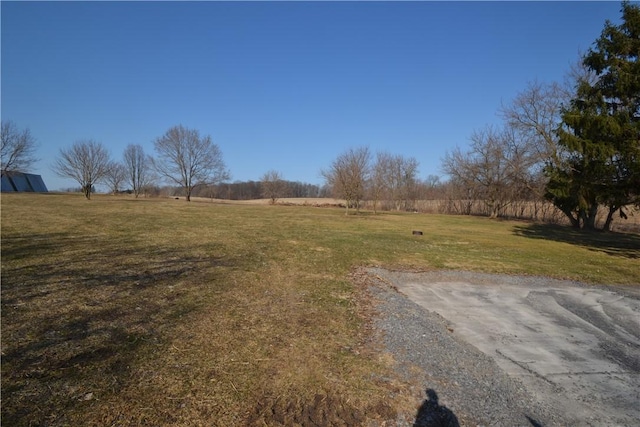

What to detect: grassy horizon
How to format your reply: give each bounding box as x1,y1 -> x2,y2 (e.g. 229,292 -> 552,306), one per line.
2,193 -> 638,426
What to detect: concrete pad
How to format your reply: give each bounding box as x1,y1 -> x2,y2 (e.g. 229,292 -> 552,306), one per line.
379,270 -> 640,426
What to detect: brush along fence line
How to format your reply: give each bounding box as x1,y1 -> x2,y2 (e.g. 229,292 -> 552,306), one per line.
184,196 -> 640,233
359,199 -> 640,233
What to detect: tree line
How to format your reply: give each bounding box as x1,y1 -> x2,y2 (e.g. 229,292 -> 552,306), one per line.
441,2 -> 639,231
199,178 -> 329,202
50,125 -> 232,201
322,3 -> 639,230
322,147 -> 430,215
2,3 -> 637,231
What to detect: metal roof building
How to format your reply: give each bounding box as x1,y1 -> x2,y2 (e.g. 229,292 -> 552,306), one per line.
1,172 -> 48,192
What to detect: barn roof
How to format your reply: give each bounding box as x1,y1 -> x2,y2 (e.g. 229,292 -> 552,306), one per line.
1,172 -> 48,192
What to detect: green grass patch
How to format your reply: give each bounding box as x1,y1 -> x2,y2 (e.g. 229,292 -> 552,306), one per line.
2,193 -> 638,426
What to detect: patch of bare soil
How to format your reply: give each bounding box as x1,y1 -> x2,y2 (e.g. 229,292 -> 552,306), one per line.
245,391 -> 396,426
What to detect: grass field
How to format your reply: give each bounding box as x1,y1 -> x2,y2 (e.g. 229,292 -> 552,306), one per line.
2,193 -> 638,426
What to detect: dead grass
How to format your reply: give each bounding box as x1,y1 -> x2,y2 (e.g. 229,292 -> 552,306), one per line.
189,197 -> 345,206
1,193 -> 638,426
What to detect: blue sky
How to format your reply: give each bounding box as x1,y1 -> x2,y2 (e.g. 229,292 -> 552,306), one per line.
1,1 -> 625,191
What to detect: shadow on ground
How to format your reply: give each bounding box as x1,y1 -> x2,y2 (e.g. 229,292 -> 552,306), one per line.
513,223 -> 640,259
0,231 -> 237,426
413,389 -> 459,427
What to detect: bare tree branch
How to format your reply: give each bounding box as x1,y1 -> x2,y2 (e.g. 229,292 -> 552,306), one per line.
1,121 -> 38,173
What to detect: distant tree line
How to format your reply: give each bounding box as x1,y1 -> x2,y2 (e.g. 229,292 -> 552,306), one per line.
195,179 -> 329,201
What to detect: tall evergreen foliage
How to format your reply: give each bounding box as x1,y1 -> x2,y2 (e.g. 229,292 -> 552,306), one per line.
546,2 -> 640,230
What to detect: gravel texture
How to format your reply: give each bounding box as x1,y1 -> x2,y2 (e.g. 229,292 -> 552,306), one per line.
361,268 -> 578,427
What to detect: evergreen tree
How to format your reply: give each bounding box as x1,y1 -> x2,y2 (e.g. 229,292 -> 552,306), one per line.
546,2 -> 640,230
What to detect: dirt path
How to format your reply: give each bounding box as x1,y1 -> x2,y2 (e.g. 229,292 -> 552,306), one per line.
366,268 -> 640,426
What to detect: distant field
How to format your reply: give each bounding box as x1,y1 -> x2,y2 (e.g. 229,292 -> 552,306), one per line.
2,193 -> 638,426
189,196 -> 346,206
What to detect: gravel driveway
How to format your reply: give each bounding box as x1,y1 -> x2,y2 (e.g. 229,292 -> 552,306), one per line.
362,268 -> 640,427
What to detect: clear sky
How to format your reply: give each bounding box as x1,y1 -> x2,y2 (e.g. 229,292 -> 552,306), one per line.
1,1 -> 626,191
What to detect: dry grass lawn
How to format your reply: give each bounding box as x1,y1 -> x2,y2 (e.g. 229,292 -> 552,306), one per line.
2,193 -> 638,426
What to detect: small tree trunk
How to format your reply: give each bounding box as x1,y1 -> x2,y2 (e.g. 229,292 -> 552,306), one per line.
490,205 -> 499,219
571,218 -> 581,228
603,206 -> 618,232
487,199 -> 498,218
559,206 -> 580,228
582,204 -> 599,230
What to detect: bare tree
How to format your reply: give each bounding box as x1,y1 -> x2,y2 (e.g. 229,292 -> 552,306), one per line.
370,152 -> 391,214
441,146 -> 480,215
442,127 -> 532,218
152,125 -> 230,201
424,174 -> 441,189
322,146 -> 371,215
387,154 -> 419,211
1,121 -> 38,173
123,144 -> 151,198
140,167 -> 159,198
418,175 -> 444,201
52,140 -> 111,199
105,162 -> 126,194
499,64 -> 595,196
370,152 -> 420,211
499,81 -> 567,185
261,170 -> 286,204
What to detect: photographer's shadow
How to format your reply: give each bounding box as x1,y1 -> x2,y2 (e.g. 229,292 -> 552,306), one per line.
413,388 -> 460,427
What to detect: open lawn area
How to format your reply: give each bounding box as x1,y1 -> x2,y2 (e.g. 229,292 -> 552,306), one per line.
2,193 -> 638,426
